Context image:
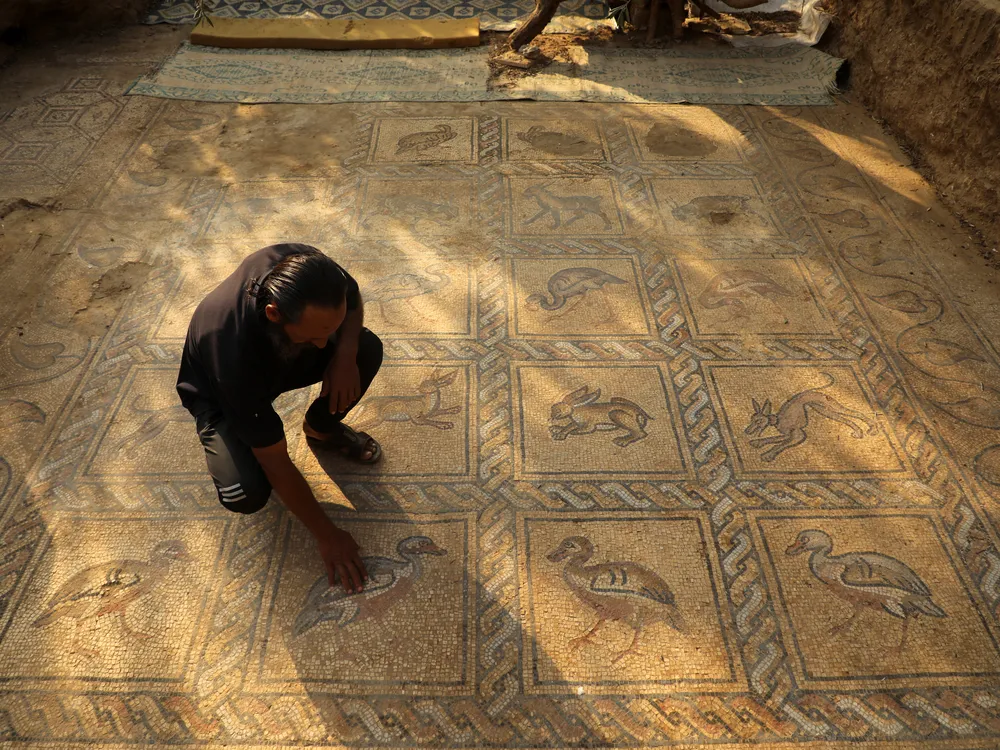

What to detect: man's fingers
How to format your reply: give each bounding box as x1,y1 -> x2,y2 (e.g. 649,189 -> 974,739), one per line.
345,561 -> 363,592
356,555 -> 369,581
326,561 -> 337,588
334,563 -> 352,592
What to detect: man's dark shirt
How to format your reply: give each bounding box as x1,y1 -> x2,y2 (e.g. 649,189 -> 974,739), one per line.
176,243 -> 360,448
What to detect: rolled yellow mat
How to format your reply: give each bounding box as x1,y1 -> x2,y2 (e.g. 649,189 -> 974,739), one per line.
190,16 -> 480,50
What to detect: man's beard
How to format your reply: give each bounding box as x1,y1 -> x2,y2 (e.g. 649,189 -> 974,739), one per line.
265,321 -> 310,363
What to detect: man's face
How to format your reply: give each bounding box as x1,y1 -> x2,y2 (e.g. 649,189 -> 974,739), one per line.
265,301 -> 347,354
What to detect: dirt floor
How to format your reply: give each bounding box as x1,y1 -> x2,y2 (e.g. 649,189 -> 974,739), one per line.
4,20 -> 1000,748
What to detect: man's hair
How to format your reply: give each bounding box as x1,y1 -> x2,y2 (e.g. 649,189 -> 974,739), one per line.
253,247 -> 348,323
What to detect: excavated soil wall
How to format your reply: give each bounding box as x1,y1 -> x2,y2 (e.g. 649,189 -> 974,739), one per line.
1,0 -> 150,39
828,0 -> 1000,255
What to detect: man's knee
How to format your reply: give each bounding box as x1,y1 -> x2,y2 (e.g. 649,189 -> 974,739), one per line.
214,476 -> 271,514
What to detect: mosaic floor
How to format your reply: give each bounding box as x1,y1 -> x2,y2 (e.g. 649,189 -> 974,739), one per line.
3,31 -> 1000,750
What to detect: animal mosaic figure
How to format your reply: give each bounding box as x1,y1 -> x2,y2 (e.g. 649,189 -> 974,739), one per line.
0,399 -> 45,431
170,276 -> 224,333
644,122 -> 718,158
672,195 -> 764,228
516,126 -> 596,157
549,386 -> 652,448
395,124 -> 457,156
294,535 -> 447,637
786,529 -> 946,652
365,265 -> 451,324
744,372 -> 877,462
523,182 -> 615,230
697,269 -> 792,314
222,188 -> 314,232
526,267 -> 627,320
364,195 -> 458,233
222,197 -> 279,232
352,370 -> 461,432
115,397 -> 191,457
547,536 -> 686,664
32,540 -> 189,657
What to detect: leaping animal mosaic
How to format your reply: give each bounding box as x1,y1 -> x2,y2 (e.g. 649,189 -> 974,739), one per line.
526,267 -> 627,320
293,535 -> 447,637
744,373 -> 878,462
697,269 -> 792,314
395,124 -> 457,156
547,536 -> 686,664
523,182 -> 615,230
516,126 -> 596,157
549,386 -> 652,448
353,370 -> 461,432
365,265 -> 451,324
786,529 -> 946,652
364,195 -> 458,233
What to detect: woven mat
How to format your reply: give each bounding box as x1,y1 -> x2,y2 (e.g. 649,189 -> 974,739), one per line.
144,0 -> 606,31
127,43 -> 843,105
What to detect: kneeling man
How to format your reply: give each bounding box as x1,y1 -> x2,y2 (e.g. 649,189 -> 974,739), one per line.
177,243 -> 381,593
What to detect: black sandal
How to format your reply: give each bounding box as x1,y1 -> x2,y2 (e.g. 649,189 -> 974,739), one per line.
307,422 -> 383,464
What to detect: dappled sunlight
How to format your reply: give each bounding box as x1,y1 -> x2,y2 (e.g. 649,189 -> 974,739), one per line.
4,85 -> 1000,746
769,106 -> 935,211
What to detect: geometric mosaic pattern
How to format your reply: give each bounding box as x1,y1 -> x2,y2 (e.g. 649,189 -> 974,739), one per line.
143,0 -> 604,29
4,79 -> 1000,749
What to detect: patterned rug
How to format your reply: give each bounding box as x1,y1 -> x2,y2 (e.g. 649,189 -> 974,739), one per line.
144,0 -> 606,31
127,43 -> 844,104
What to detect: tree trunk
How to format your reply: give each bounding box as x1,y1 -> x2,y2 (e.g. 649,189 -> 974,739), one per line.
645,0 -> 660,41
508,0 -> 564,51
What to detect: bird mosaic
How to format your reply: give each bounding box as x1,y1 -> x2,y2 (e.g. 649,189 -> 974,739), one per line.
293,535 -> 447,637
0,399 -> 45,432
395,124 -> 457,156
114,398 -> 192,458
526,267 -> 627,320
515,126 -> 597,158
364,265 -> 451,325
786,529 -> 946,652
547,536 -> 686,664
697,269 -> 793,315
31,540 -> 190,658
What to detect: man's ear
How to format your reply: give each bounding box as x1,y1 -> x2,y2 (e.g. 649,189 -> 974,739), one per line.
264,303 -> 282,324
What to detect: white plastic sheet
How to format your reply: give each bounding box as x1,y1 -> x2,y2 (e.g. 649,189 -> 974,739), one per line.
712,0 -> 833,48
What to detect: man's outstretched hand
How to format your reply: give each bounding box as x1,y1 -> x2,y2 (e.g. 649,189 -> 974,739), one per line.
317,525 -> 368,593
